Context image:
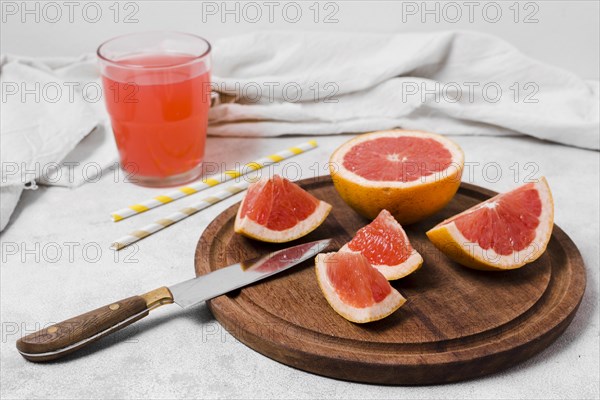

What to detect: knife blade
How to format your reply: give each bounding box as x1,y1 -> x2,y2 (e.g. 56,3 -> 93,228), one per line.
169,239 -> 331,308
16,239 -> 331,362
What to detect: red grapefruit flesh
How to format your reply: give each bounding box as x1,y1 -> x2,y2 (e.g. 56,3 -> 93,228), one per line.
315,252 -> 406,323
341,210 -> 423,280
426,177 -> 554,270
342,136 -> 454,182
330,130 -> 464,224
235,175 -> 332,243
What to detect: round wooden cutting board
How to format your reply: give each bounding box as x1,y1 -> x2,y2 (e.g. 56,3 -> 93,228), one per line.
195,176 -> 586,385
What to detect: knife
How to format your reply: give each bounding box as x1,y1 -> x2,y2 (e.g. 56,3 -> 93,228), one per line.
16,239 -> 331,362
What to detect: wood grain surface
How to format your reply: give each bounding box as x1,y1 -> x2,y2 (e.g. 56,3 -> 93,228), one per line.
195,176 -> 586,385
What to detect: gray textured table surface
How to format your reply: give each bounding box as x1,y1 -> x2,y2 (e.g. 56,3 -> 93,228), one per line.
1,135 -> 598,399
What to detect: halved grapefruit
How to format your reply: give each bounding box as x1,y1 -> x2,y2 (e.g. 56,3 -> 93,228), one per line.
315,252 -> 406,323
426,178 -> 554,270
330,130 -> 464,224
340,210 -> 423,280
234,175 -> 332,243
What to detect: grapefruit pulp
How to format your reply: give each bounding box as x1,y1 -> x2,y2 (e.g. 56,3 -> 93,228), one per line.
341,210 -> 423,280
315,252 -> 406,323
234,175 -> 332,243
329,130 -> 464,224
426,177 -> 554,270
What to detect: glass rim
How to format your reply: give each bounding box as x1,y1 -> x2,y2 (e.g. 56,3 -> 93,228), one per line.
96,31 -> 211,70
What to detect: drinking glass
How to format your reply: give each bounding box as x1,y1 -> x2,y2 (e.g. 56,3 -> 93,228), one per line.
98,32 -> 211,187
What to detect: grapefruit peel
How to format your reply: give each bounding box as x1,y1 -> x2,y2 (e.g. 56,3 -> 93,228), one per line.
340,210 -> 423,280
234,176 -> 332,243
315,252 -> 406,323
426,178 -> 554,271
329,130 -> 465,224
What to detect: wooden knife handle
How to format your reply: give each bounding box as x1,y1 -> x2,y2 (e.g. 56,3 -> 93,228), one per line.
16,287 -> 173,362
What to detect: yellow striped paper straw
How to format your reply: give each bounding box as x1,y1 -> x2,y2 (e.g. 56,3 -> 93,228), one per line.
111,180 -> 251,250
111,140 -> 318,222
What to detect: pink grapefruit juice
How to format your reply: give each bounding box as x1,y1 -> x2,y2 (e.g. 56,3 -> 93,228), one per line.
102,53 -> 210,180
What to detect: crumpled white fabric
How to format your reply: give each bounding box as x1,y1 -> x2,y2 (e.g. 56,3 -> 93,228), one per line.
208,31 -> 599,149
0,54 -> 115,231
1,30 -> 599,231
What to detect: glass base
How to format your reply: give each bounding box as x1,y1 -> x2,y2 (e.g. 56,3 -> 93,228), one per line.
125,163 -> 204,188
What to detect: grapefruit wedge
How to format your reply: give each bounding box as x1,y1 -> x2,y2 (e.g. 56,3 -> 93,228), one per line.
234,175 -> 332,243
426,178 -> 554,270
340,210 -> 423,280
330,130 -> 464,224
315,252 -> 406,323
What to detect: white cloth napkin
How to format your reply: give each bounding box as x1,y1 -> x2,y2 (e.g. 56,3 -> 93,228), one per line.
209,31 -> 599,149
0,54 -> 117,230
1,31 -> 599,231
